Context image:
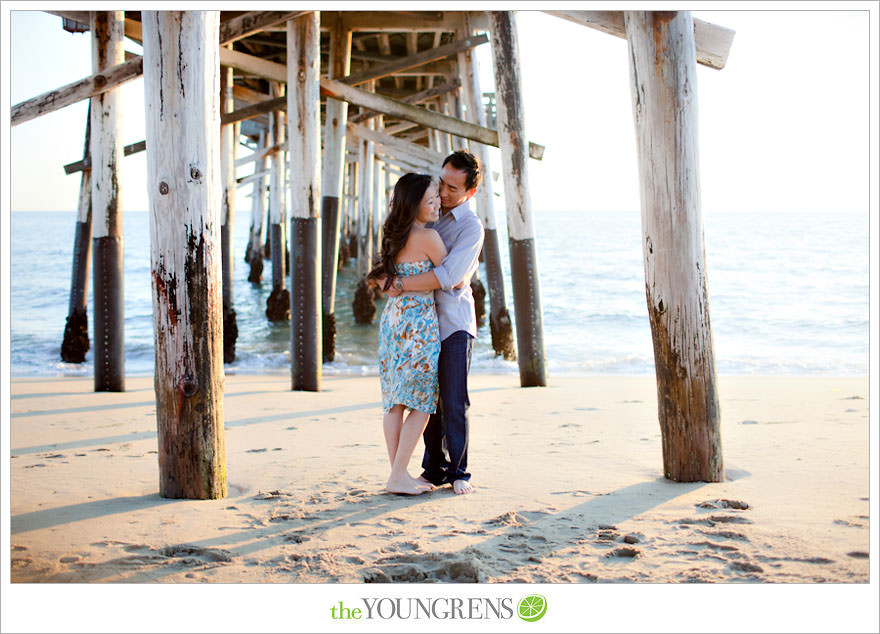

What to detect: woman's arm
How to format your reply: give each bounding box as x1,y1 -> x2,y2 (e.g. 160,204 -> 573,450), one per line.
422,229 -> 447,268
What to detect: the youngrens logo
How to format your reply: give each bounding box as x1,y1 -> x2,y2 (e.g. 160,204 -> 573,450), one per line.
517,594 -> 547,622
330,595 -> 547,622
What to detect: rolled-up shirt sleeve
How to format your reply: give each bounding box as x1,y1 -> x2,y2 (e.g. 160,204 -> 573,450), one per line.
432,218 -> 484,291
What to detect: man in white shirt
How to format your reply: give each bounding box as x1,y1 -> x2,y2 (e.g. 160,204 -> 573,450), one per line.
385,151 -> 485,495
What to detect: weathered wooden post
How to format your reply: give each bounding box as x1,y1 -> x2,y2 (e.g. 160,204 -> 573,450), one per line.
459,21 -> 514,359
371,115 -> 384,258
90,10 -> 125,392
220,53 -> 238,362
266,82 -> 290,321
488,11 -> 546,385
246,130 -> 268,283
321,14 -> 351,362
343,158 -> 358,266
61,106 -> 92,364
142,10 -> 226,499
624,10 -> 723,482
352,120 -> 376,324
288,12 -> 322,391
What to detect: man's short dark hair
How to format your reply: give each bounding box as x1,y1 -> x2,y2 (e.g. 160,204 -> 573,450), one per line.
442,150 -> 483,191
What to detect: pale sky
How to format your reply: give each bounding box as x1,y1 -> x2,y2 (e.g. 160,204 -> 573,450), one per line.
3,6 -> 875,217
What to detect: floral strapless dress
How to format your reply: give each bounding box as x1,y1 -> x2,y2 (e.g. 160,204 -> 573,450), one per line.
378,260 -> 440,414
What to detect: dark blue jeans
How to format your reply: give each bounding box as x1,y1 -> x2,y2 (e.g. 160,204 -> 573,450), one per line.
421,330 -> 473,485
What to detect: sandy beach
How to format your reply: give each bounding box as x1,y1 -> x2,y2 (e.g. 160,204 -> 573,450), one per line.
7,372 -> 871,585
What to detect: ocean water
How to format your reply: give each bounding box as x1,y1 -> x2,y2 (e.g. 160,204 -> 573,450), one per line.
7,209 -> 869,377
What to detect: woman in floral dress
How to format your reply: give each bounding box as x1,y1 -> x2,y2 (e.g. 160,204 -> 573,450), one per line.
367,173 -> 448,495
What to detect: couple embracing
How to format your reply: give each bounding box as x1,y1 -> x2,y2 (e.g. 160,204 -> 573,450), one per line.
367,150 -> 484,496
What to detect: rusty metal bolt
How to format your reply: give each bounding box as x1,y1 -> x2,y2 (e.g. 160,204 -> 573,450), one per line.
190,167 -> 201,181
158,181 -> 169,195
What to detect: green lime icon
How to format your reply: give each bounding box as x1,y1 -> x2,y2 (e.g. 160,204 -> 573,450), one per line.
517,594 -> 547,622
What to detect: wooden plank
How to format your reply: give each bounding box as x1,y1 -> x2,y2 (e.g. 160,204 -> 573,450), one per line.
220,11 -> 309,44
349,78 -> 461,124
625,11 -> 722,481
543,10 -> 734,69
45,10 -> 91,24
348,122 -> 445,167
233,84 -> 272,103
323,11 -> 462,32
219,47 -> 287,82
11,56 -> 143,127
322,76 -> 545,160
372,149 -> 437,175
341,33 -> 488,86
221,96 -> 286,126
64,139 -> 145,174
235,142 -> 283,167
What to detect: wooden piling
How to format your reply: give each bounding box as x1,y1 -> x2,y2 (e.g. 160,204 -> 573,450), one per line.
288,12 -> 322,391
624,10 -> 723,483
61,106 -> 92,364
142,10 -> 226,499
352,120 -> 376,324
488,11 -> 546,385
90,10 -> 125,392
245,130 -> 267,283
320,15 -> 351,362
220,55 -> 238,362
266,82 -> 290,322
458,14 -> 514,359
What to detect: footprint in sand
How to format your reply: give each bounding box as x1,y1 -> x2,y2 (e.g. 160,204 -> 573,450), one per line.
709,514 -> 754,525
484,511 -> 529,527
255,489 -> 292,500
159,544 -> 232,563
366,551 -> 488,583
696,499 -> 750,510
728,561 -> 763,574
606,547 -> 639,558
700,529 -> 749,541
834,518 -> 866,528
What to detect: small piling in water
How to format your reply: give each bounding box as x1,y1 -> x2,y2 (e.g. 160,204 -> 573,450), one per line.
266,82 -> 290,322
61,105 -> 92,364
352,122 -> 376,325
320,15 -> 351,361
245,130 -> 268,284
220,57 -> 238,362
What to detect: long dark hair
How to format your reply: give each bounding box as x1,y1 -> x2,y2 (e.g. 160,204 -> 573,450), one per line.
367,172 -> 434,291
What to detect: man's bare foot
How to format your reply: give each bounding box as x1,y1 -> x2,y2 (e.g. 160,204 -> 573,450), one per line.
452,479 -> 474,495
386,474 -> 433,495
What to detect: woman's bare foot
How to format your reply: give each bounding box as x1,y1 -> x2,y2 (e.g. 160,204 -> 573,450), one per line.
452,479 -> 474,495
415,475 -> 436,487
386,474 -> 434,495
